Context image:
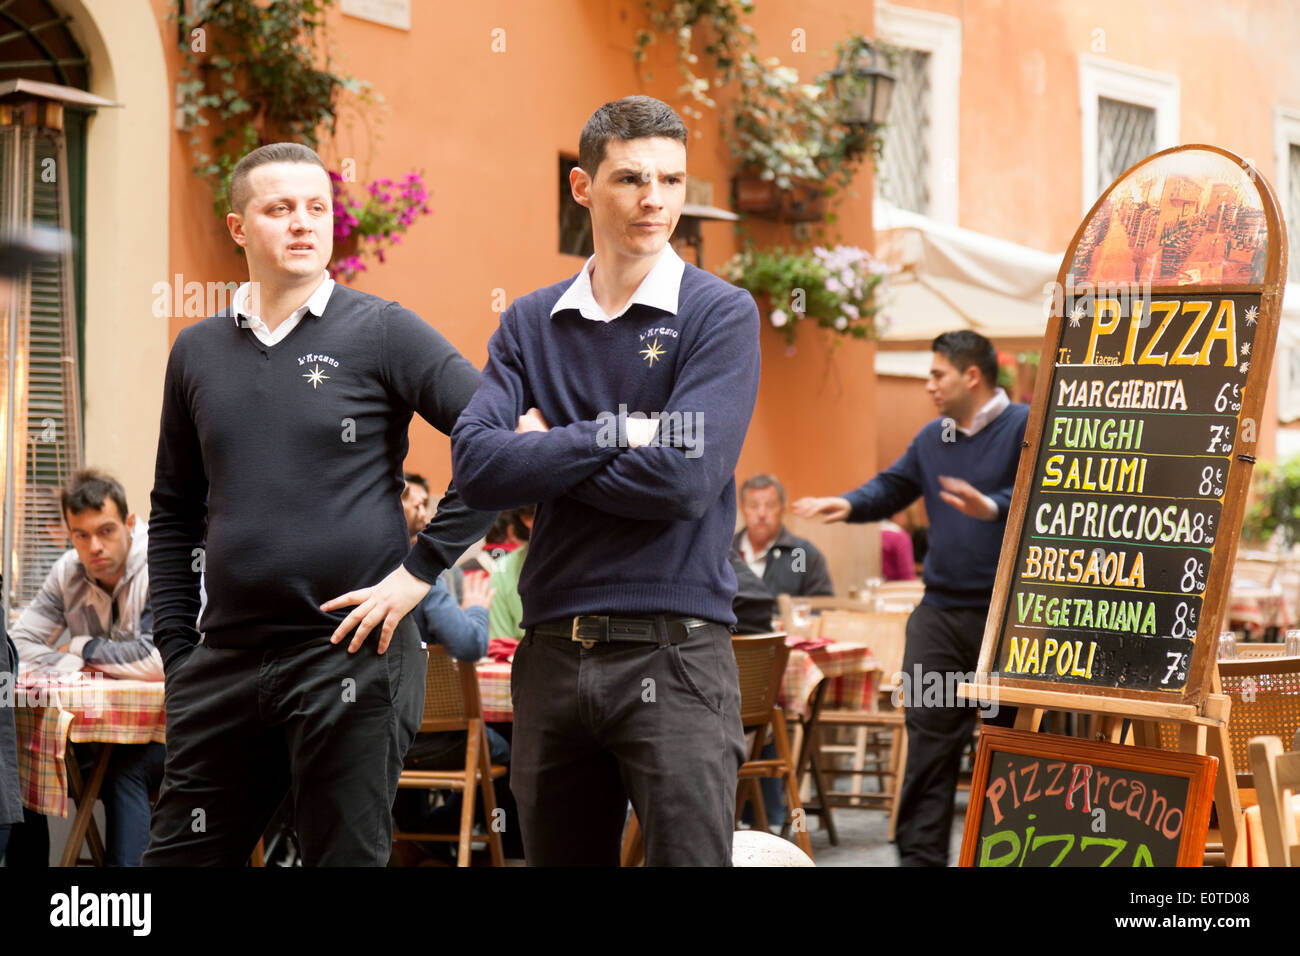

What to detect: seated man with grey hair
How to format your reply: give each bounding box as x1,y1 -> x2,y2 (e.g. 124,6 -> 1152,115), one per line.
731,474 -> 833,599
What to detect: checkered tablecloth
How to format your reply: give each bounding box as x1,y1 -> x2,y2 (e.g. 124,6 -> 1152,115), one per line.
13,674 -> 167,817
475,640 -> 878,724
780,640 -> 879,719
476,661 -> 513,722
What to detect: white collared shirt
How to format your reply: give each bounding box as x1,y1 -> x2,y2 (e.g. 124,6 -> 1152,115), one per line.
739,532 -> 775,580
550,244 -> 685,323
232,271 -> 335,347
551,245 -> 685,446
957,390 -> 1010,437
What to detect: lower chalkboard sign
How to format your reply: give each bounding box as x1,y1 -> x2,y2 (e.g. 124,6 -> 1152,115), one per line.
959,728 -> 1217,867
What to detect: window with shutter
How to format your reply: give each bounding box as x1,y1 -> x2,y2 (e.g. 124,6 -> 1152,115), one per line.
1097,97 -> 1157,199
876,48 -> 931,216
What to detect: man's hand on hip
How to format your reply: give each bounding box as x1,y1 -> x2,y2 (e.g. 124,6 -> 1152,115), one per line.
791,496 -> 851,523
321,564 -> 433,654
937,475 -> 998,520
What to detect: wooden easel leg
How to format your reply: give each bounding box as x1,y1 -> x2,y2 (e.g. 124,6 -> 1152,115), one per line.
1097,716 -> 1125,744
1013,707 -> 1044,732
1202,696 -> 1244,867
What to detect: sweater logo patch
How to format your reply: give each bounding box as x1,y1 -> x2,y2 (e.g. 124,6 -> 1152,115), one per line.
639,337 -> 666,367
638,327 -> 677,367
297,353 -> 339,389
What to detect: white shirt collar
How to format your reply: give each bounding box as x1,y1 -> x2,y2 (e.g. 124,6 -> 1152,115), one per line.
740,532 -> 776,563
233,271 -> 334,345
958,390 -> 1010,436
550,244 -> 685,322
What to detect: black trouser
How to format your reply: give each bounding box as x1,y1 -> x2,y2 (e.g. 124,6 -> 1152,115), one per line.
510,618 -> 746,866
895,603 -> 1013,867
143,618 -> 425,866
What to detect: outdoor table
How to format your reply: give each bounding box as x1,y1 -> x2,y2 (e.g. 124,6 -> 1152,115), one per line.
784,639 -> 879,847
13,672 -> 166,866
1228,585 -> 1293,634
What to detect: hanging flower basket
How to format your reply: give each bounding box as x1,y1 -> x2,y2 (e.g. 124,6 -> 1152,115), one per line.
732,174 -> 827,223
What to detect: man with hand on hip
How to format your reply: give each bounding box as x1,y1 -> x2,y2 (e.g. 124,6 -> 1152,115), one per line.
144,142 -> 493,866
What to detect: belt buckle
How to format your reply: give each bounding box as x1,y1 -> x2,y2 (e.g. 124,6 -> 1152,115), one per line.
571,615 -> 608,649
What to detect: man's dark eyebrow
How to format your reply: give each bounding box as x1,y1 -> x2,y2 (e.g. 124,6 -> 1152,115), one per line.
609,168 -> 688,178
263,195 -> 329,205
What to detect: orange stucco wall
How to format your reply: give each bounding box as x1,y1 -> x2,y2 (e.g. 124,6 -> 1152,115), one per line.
151,0 -> 880,507
873,0 -> 1299,470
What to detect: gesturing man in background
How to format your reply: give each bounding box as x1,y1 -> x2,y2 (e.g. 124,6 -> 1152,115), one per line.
794,331 -> 1027,867
451,96 -> 761,866
145,142 -> 494,866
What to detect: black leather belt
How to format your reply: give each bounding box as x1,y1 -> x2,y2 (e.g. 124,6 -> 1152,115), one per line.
533,615 -> 710,649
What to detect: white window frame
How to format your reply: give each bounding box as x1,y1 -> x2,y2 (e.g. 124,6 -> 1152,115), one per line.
874,2 -> 961,225
1273,106 -> 1300,282
1078,54 -> 1179,214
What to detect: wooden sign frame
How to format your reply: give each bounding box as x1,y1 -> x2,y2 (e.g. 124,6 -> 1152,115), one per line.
959,727 -> 1218,867
975,144 -> 1288,707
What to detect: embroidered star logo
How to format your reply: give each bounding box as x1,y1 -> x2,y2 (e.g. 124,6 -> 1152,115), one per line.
639,336 -> 665,367
1245,305 -> 1258,326
302,363 -> 330,389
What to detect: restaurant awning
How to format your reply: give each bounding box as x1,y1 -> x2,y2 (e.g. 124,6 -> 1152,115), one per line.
872,200 -> 1063,354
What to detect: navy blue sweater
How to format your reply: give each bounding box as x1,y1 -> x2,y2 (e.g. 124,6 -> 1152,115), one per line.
148,284 -> 496,668
843,403 -> 1029,609
450,264 -> 761,627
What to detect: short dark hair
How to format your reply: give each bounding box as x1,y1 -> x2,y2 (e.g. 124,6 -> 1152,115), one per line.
740,474 -> 786,505
228,142 -> 328,215
932,330 -> 998,387
62,469 -> 128,524
402,472 -> 429,495
578,96 -> 687,178
488,506 -> 536,544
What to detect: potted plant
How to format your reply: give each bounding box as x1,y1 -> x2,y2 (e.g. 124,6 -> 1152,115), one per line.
724,244 -> 891,345
1244,457 -> 1300,549
329,171 -> 433,283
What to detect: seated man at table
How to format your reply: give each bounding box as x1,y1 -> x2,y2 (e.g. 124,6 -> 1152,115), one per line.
732,474 -> 833,599
9,469 -> 165,866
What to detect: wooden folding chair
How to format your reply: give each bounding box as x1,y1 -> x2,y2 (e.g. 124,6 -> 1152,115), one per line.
391,646 -> 506,866
1153,656 -> 1300,790
809,611 -> 910,838
1218,656 -> 1300,790
1238,643 -> 1285,658
732,633 -> 814,860
1248,733 -> 1300,866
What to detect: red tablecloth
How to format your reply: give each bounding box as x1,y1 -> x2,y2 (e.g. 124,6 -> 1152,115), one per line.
13,673 -> 166,817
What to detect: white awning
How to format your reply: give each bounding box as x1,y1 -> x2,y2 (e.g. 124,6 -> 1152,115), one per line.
872,200 -> 1062,353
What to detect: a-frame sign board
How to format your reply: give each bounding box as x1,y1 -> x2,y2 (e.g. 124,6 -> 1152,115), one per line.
961,144 -> 1287,865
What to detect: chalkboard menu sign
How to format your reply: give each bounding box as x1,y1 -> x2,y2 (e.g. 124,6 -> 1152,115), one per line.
979,145 -> 1287,705
959,728 -> 1217,867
